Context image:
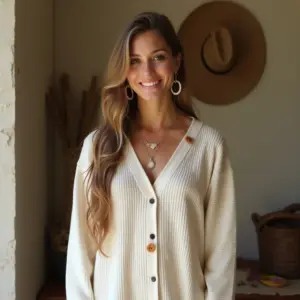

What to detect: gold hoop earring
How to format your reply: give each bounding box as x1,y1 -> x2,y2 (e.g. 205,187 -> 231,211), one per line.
125,85 -> 134,100
171,73 -> 182,95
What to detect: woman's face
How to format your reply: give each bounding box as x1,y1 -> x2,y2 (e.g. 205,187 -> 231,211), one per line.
127,30 -> 180,102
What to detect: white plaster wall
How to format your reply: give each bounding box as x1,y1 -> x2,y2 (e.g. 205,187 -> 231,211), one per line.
0,0 -> 53,299
0,0 -> 16,298
55,0 -> 300,258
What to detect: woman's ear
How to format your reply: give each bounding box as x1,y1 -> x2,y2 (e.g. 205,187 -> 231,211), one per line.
175,53 -> 182,73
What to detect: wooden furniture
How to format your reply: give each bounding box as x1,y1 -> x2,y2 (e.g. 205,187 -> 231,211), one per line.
37,259 -> 300,300
238,296 -> 299,299
36,281 -> 65,300
236,259 -> 300,299
36,283 -> 300,300
37,283 -> 300,300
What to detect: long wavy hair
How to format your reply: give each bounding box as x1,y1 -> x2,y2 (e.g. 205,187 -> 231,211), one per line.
86,11 -> 197,256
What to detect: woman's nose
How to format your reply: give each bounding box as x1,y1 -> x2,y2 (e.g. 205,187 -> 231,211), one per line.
141,61 -> 154,76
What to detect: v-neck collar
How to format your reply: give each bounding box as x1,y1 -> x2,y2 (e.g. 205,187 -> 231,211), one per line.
125,117 -> 202,198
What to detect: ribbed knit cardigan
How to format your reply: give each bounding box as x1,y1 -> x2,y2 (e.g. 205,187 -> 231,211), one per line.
66,118 -> 236,300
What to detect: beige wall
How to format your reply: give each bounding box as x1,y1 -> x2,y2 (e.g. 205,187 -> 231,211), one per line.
0,0 -> 53,299
15,0 -> 53,297
55,0 -> 300,259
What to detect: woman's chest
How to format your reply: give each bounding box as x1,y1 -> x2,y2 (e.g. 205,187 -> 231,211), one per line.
110,158 -> 208,218
130,132 -> 186,184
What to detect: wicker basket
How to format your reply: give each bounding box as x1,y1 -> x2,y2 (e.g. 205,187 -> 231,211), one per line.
252,203 -> 300,279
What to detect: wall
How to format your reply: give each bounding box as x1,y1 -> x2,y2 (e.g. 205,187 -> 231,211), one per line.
0,0 -> 16,298
14,0 -> 53,299
55,0 -> 300,258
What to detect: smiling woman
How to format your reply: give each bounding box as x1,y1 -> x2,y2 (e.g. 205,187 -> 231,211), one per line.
127,30 -> 181,103
65,11 -> 236,300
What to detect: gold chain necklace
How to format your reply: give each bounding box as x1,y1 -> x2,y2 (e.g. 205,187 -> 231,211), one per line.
142,137 -> 164,170
133,120 -> 173,170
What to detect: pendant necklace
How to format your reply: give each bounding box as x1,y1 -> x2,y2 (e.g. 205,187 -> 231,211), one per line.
145,141 -> 159,150
142,138 -> 162,170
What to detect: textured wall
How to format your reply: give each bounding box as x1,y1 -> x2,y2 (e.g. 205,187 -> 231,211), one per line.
0,0 -> 16,298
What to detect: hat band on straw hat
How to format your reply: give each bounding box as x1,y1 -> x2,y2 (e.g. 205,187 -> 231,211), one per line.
200,27 -> 236,75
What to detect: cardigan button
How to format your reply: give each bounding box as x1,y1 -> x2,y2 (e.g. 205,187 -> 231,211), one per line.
151,276 -> 156,282
147,243 -> 156,252
185,136 -> 194,144
149,198 -> 155,204
150,233 -> 155,240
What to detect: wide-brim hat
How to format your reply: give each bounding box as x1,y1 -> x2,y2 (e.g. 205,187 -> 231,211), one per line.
178,1 -> 267,105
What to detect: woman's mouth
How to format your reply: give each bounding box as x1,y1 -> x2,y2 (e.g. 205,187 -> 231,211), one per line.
140,80 -> 160,88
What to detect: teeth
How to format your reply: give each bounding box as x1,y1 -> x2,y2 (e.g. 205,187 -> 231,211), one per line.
141,81 -> 159,87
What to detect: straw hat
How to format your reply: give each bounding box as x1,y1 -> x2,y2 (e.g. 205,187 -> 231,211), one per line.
178,1 -> 267,105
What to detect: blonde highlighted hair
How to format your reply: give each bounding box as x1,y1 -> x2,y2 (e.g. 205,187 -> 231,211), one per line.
86,12 -> 197,256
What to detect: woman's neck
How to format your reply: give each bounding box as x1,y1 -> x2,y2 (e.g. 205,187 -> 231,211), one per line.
135,97 -> 179,132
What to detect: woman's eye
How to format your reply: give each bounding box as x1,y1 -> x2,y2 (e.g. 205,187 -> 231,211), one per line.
130,58 -> 140,65
153,54 -> 166,61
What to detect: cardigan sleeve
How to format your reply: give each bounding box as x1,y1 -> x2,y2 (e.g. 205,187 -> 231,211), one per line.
65,155 -> 98,299
204,140 -> 237,300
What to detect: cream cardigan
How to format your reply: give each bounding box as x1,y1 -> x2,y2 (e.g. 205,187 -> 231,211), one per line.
66,118 -> 236,300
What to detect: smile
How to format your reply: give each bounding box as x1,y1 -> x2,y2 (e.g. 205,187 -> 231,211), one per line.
140,80 -> 160,87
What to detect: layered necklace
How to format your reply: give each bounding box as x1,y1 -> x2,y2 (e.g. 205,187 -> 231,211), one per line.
142,138 -> 163,170
132,119 -> 174,171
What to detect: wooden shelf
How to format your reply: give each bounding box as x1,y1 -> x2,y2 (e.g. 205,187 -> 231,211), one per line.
37,259 -> 300,300
37,281 -> 65,300
37,281 -> 299,300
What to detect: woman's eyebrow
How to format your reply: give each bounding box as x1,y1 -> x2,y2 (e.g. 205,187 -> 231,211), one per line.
130,48 -> 168,57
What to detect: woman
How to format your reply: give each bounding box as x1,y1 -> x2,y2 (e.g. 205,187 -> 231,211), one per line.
66,11 -> 236,300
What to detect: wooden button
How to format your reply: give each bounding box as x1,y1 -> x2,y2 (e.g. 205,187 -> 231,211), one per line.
185,136 -> 194,144
147,243 -> 156,252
